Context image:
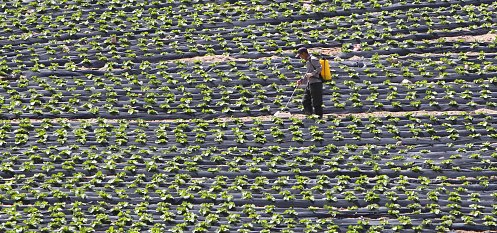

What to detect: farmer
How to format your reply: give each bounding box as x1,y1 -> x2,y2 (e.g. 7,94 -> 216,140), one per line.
295,47 -> 323,119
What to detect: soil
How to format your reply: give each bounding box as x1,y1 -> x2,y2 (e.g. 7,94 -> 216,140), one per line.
308,47 -> 342,56
176,54 -> 282,63
177,55 -> 242,63
10,108 -> 497,124
302,2 -> 312,11
170,47 -> 342,64
348,55 -> 365,61
400,52 -> 496,59
454,231 -> 497,233
428,33 -> 497,43
198,108 -> 497,122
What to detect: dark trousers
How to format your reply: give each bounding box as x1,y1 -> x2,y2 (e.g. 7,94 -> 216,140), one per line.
302,82 -> 323,118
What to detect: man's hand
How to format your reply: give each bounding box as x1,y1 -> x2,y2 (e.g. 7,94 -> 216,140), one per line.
304,73 -> 313,78
296,79 -> 302,85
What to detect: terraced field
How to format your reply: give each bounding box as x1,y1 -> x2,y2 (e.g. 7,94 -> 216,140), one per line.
1,0 -> 497,232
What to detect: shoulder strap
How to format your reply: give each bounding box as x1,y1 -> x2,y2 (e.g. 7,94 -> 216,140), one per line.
309,56 -> 322,80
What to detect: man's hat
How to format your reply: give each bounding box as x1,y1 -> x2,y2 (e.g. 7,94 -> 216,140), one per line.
295,47 -> 308,57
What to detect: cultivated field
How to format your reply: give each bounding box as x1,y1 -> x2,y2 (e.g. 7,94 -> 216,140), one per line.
1,0 -> 497,232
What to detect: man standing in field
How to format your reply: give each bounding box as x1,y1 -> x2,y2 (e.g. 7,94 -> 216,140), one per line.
296,47 -> 323,119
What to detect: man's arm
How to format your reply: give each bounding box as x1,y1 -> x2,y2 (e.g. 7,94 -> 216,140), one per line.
305,57 -> 322,78
310,57 -> 322,77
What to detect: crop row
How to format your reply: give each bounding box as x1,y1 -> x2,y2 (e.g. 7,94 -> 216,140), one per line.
1,174 -> 496,232
2,0 -> 489,41
1,1 -> 496,78
2,0 -> 497,232
1,114 -> 497,232
0,113 -> 496,175
1,51 -> 496,119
